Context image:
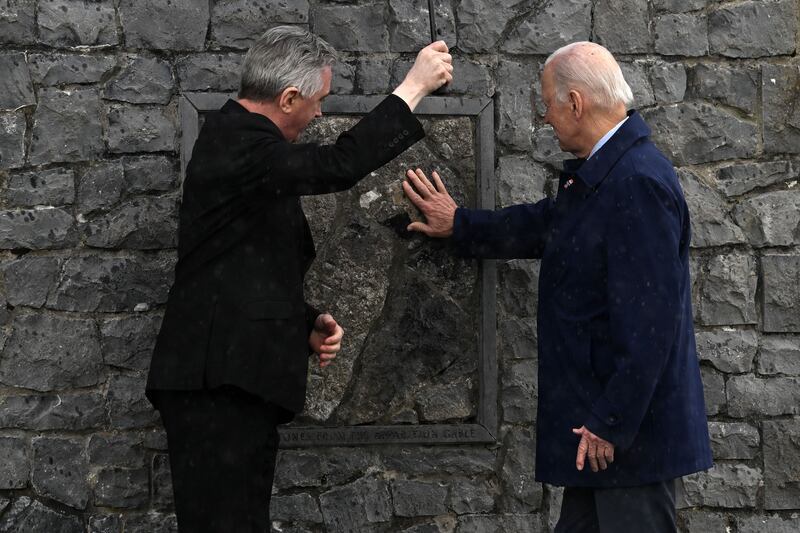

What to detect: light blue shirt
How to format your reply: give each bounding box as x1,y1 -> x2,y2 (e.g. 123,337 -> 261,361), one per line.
587,116 -> 629,159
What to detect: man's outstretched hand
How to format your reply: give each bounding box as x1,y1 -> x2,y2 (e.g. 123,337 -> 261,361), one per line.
402,168 -> 458,238
308,314 -> 344,368
573,426 -> 615,472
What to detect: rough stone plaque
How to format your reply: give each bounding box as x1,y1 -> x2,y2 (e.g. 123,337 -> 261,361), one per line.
180,93 -> 497,446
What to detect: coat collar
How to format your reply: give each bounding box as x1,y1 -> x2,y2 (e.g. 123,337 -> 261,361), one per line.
221,99 -> 284,136
562,110 -> 650,189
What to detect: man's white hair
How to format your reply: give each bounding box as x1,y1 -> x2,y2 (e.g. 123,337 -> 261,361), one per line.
544,42 -> 634,110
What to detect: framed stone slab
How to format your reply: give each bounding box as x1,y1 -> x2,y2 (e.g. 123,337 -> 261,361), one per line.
180,93 -> 497,446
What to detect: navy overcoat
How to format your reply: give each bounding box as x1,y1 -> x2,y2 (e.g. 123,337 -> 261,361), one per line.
452,111 -> 712,487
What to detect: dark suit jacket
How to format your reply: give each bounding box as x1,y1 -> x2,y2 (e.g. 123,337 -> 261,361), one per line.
452,111 -> 712,487
146,95 -> 424,413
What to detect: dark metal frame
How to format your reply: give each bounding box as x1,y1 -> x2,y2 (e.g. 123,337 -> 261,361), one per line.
179,93 -> 497,446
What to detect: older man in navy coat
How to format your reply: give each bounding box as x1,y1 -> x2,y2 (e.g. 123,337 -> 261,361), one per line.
404,41 -> 712,532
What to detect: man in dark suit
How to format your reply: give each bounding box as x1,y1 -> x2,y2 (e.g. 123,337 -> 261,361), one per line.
403,41 -> 711,532
145,26 -> 453,532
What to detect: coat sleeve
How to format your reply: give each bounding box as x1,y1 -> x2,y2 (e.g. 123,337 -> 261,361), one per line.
245,95 -> 425,197
450,199 -> 554,259
584,174 -> 685,450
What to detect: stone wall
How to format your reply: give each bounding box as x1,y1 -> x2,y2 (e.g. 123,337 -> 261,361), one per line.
0,0 -> 798,532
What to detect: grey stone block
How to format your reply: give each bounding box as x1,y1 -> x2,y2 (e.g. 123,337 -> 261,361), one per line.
738,515 -> 800,533
763,64 -> 800,155
498,260 -> 539,319
210,0 -> 308,49
88,433 -> 146,469
273,450 -> 324,489
143,428 -> 168,451
175,53 -> 244,92
330,59 -> 355,95
100,313 -> 162,372
680,509 -> 729,533
0,0 -> 36,45
319,477 -> 392,531
85,196 -> 179,250
270,493 -> 322,523
31,437 -> 89,510
727,375 -> 800,417
28,53 -> 117,86
677,169 -> 745,248
0,497 -> 84,533
699,253 -> 757,326
0,391 -> 108,430
38,0 -> 117,47
45,253 -> 175,313
88,514 -> 123,533
106,373 -> 159,429
0,111 -> 25,169
388,0 -> 455,53
594,0 -> 651,53
620,61 -> 655,108
5,250 -> 56,306
383,448 -> 497,477
681,463 -> 761,508
445,57 -> 495,97
642,102 -> 757,166
653,0 -> 707,12
319,449 -> 382,487
392,479 -> 448,517
502,359 -> 536,423
701,366 -> 725,416
414,376 -> 475,422
122,155 -> 179,195
733,190 -> 800,248
717,161 -> 794,197
105,56 -> 174,105
495,60 -> 533,151
498,156 -> 549,207
7,168 -> 75,207
460,0 -> 524,53
0,437 -> 29,489
763,419 -> 800,509
688,63 -> 759,115
498,315 -> 537,361
357,57 -> 394,94
502,0 -> 592,55
762,255 -> 800,333
119,0 -> 209,51
106,104 -> 177,154
709,0 -> 797,58
0,313 -> 102,391
312,4 -> 388,52
532,126 -> 569,169
77,160 -> 126,214
654,13 -> 708,56
500,428 -> 541,512
695,328 -> 757,373
122,511 -> 178,533
0,52 -> 34,110
0,208 -> 77,250
457,513 -> 541,533
151,453 -> 173,510
447,479 -> 495,514
93,467 -> 149,508
649,61 -> 686,105
30,88 -> 103,165
708,421 -> 759,460
758,336 -> 800,375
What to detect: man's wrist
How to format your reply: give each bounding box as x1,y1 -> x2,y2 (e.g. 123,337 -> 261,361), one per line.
392,79 -> 426,112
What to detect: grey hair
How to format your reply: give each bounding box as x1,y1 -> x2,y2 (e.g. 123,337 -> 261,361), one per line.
544,42 -> 634,109
239,26 -> 337,101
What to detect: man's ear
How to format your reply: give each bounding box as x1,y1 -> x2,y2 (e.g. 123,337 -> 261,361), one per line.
278,87 -> 300,114
568,89 -> 583,119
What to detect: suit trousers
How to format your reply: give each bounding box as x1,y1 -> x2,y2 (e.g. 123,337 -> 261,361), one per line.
152,386 -> 290,533
554,479 -> 676,533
